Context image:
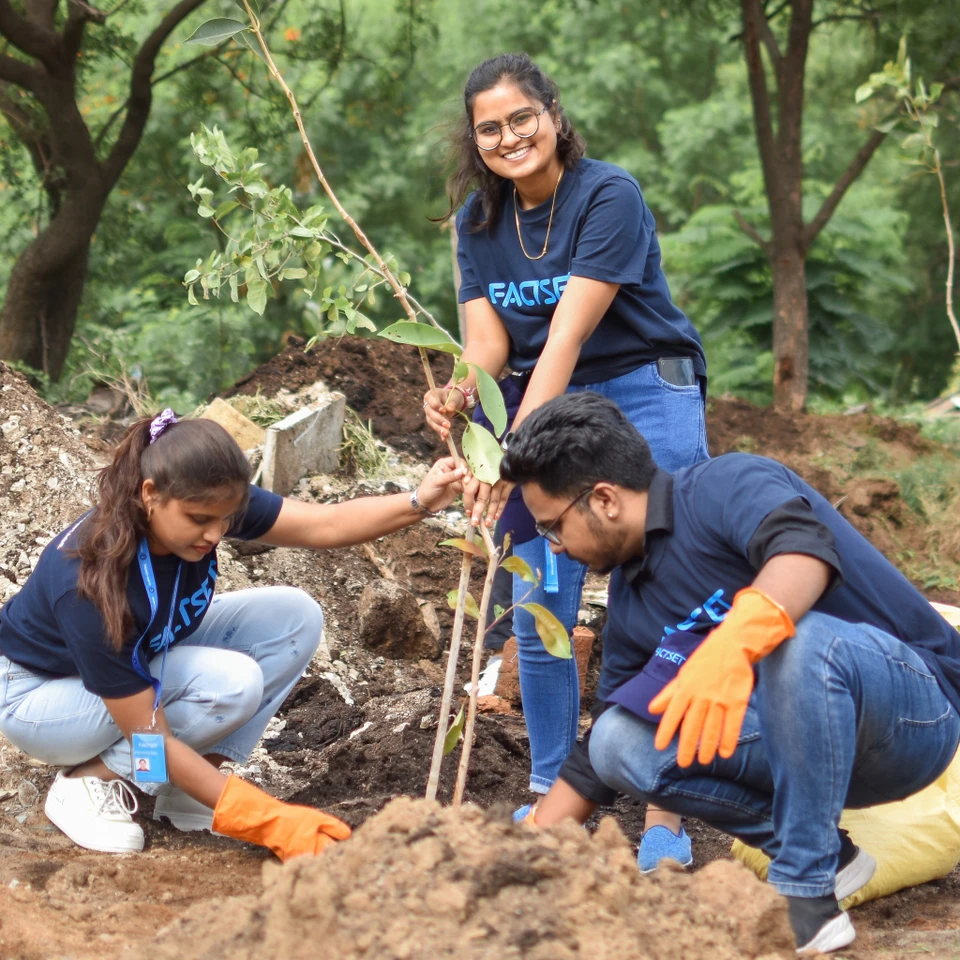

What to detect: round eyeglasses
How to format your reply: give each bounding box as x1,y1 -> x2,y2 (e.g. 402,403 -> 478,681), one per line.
535,488 -> 593,546
471,106 -> 548,152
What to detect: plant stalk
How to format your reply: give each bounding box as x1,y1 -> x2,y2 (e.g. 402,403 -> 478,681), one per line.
935,156 -> 960,353
452,528 -> 501,808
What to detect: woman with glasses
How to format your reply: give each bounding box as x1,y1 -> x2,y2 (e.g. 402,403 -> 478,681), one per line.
424,53 -> 709,869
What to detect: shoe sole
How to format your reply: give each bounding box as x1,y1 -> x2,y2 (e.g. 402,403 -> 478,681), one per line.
44,795 -> 144,854
152,808 -> 216,833
640,855 -> 694,875
797,912 -> 855,954
835,850 -> 877,902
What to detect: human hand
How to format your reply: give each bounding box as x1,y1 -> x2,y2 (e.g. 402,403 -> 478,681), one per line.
467,478 -> 516,528
423,386 -> 464,442
212,775 -> 351,862
648,588 -> 794,767
415,457 -> 470,513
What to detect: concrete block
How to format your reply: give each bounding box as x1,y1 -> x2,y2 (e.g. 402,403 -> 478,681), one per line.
201,398 -> 265,452
260,391 -> 345,496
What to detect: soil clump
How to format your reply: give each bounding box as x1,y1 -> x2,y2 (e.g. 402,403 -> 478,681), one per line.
152,797 -> 795,960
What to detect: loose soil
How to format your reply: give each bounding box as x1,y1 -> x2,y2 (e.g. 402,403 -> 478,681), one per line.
0,344 -> 958,959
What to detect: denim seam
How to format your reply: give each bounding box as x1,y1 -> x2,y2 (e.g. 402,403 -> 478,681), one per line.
655,783 -> 776,824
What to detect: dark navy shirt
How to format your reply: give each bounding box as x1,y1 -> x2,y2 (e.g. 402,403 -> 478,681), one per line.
0,485 -> 283,698
456,158 -> 706,385
560,454 -> 960,802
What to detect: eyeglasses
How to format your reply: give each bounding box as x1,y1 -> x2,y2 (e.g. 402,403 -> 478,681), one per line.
536,488 -> 593,545
471,106 -> 548,152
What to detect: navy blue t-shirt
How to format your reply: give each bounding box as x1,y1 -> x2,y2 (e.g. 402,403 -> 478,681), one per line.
0,485 -> 283,697
456,158 -> 706,385
599,455 -> 960,715
559,454 -> 960,803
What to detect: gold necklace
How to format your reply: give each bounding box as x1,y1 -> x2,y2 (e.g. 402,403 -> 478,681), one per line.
514,167 -> 564,261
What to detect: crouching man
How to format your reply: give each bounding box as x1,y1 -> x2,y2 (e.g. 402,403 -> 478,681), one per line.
500,392 -> 960,954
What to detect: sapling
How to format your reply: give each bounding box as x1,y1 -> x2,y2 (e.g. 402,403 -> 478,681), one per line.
182,3 -> 571,807
856,38 -> 958,353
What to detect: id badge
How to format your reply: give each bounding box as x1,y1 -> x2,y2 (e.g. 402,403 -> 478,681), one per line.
131,731 -> 169,784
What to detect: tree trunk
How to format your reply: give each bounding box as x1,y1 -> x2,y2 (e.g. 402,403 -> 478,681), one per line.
771,247 -> 809,412
0,234 -> 92,379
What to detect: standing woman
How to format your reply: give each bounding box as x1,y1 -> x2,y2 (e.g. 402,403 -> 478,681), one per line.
425,54 -> 709,869
0,412 -> 466,860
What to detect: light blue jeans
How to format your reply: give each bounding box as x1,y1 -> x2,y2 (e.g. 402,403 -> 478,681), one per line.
513,360 -> 710,793
589,612 -> 960,896
0,587 -> 322,796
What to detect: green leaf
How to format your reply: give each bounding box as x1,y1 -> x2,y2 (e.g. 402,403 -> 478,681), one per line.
279,267 -> 308,281
930,82 -> 944,102
452,359 -> 469,384
187,284 -> 199,306
184,269 -> 201,284
900,132 -> 927,151
229,273 -> 240,303
442,704 -> 465,756
243,180 -> 269,199
246,278 -> 269,315
378,321 -> 462,356
238,29 -> 265,61
494,604 -> 506,620
184,18 -> 248,45
502,555 -> 537,583
197,204 -> 215,218
439,537 -> 488,559
461,422 -> 502,486
290,226 -> 317,239
446,590 -> 480,620
854,83 -> 875,104
215,200 -> 239,219
520,603 -> 572,658
468,363 -> 507,436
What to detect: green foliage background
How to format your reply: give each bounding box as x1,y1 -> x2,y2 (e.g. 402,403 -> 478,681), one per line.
0,0 -> 957,410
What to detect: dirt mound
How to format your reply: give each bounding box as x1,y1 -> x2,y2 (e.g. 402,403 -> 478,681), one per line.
226,335 -> 454,459
0,364 -> 100,602
152,797 -> 793,960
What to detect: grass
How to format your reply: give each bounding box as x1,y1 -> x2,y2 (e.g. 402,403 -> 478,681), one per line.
340,408 -> 390,477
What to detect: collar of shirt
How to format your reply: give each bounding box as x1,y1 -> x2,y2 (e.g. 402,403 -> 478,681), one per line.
621,469 -> 674,588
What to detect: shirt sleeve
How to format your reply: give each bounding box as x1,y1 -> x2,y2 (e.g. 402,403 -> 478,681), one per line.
746,498 -> 843,587
53,592 -> 151,698
455,205 -> 484,304
557,700 -> 618,806
229,485 -> 283,541
569,177 -> 652,286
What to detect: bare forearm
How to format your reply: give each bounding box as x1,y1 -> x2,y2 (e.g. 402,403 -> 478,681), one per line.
166,737 -> 229,808
513,330 -> 582,428
752,554 -> 832,623
534,777 -> 597,827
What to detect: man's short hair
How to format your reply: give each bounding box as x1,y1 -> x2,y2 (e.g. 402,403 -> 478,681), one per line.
500,392 -> 657,497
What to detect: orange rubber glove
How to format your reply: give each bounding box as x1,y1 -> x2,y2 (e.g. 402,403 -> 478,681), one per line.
211,774 -> 351,862
648,588 -> 795,768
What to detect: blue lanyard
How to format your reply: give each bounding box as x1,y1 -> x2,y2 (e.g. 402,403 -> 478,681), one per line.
131,537 -> 182,723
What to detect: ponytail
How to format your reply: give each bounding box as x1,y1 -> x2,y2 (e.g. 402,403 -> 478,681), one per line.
75,416 -> 251,651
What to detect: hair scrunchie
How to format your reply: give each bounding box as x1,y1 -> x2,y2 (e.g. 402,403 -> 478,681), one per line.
149,408 -> 178,445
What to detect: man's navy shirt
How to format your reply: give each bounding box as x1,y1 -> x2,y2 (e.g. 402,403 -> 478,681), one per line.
560,453 -> 960,801
0,485 -> 283,697
456,158 -> 705,385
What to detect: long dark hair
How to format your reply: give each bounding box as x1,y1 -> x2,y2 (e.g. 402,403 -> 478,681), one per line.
437,53 -> 586,231
76,416 -> 252,651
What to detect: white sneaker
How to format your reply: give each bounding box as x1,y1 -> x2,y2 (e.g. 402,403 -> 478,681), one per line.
153,789 -> 215,832
835,847 -> 877,902
44,771 -> 144,853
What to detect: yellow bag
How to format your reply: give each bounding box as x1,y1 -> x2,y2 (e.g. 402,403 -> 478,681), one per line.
732,602 -> 960,908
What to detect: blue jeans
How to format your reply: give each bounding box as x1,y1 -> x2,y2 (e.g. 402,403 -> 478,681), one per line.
0,587 -> 322,796
513,360 -> 710,793
589,612 -> 960,896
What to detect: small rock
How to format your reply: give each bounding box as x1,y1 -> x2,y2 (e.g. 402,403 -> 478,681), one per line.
357,579 -> 440,660
17,781 -> 39,806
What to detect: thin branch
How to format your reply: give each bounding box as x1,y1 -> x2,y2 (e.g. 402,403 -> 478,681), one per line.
803,127 -> 887,249
0,51 -> 42,91
757,15 -> 782,69
728,0 -> 789,42
811,11 -> 880,29
325,235 -> 445,330
935,157 -> 959,353
733,209 -> 771,255
102,0 -> 209,184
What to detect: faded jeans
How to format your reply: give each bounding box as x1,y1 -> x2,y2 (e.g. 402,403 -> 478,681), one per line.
0,586 -> 322,796
513,360 -> 710,793
589,612 -> 960,896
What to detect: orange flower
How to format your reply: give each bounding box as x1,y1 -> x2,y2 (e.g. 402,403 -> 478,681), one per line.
284,27 -> 301,42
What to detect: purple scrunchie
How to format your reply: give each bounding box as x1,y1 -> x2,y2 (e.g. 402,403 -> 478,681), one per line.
149,408 -> 178,445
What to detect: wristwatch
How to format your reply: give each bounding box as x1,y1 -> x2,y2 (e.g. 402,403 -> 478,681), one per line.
409,488 -> 438,517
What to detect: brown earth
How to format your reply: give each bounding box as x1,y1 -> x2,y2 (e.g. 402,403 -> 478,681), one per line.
0,343 -> 958,959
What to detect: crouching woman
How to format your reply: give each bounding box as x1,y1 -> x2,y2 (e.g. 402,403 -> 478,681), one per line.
0,410 -> 466,860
